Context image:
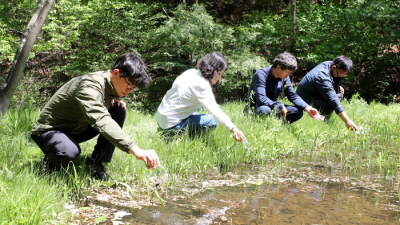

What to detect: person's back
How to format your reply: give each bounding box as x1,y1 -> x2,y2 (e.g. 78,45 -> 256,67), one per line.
33,71 -> 112,135
156,69 -> 211,129
296,61 -> 334,100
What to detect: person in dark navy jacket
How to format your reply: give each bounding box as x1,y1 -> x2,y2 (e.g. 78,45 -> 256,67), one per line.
248,52 -> 320,124
296,55 -> 358,131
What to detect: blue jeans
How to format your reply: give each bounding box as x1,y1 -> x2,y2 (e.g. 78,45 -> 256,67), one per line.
255,105 -> 304,124
159,114 -> 218,137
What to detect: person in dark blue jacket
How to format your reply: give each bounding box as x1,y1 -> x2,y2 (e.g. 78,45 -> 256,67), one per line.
296,55 -> 358,131
248,52 -> 320,124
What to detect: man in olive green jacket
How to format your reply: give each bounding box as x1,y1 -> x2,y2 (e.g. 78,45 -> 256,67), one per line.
31,53 -> 160,180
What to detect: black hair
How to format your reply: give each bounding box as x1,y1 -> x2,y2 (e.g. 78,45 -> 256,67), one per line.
110,52 -> 152,88
197,52 -> 228,83
332,55 -> 353,72
272,51 -> 297,71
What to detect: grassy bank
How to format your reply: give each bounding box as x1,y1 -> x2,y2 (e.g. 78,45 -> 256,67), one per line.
0,96 -> 399,224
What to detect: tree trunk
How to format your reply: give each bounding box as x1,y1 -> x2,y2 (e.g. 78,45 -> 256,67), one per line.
0,0 -> 54,116
288,0 -> 296,53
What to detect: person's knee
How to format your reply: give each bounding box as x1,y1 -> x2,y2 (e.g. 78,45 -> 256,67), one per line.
49,143 -> 80,167
110,105 -> 126,126
185,114 -> 218,137
296,109 -> 304,118
292,109 -> 304,121
64,146 -> 80,160
48,151 -> 80,168
256,106 -> 272,115
200,114 -> 218,128
286,106 -> 304,123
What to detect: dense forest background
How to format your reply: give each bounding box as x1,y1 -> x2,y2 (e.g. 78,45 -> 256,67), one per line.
1,0 -> 399,113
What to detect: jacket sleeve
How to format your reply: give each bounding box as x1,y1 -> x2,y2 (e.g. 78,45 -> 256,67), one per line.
252,70 -> 278,109
74,82 -> 136,153
284,79 -> 308,109
315,73 -> 345,114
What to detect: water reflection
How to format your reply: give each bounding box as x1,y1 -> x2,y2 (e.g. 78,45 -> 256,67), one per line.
122,181 -> 400,224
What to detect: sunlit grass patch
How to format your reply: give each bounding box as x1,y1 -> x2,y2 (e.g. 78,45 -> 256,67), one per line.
0,156 -> 73,224
0,97 -> 399,223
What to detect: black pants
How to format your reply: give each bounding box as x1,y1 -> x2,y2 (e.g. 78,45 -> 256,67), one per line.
254,104 -> 304,124
303,93 -> 343,116
31,104 -> 126,167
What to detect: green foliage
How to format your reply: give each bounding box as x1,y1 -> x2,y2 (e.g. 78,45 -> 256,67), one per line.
293,0 -> 400,102
0,168 -> 69,224
1,0 -> 399,111
3,100 -> 37,136
0,0 -> 38,60
37,0 -> 163,79
235,0 -> 400,103
140,4 -> 264,109
71,0 -> 163,73
143,4 -> 234,71
0,128 -> 71,224
216,51 -> 266,102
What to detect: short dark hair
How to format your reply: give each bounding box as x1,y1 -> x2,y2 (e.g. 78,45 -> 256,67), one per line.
332,55 -> 353,73
197,52 -> 228,82
272,51 -> 297,71
110,52 -> 152,88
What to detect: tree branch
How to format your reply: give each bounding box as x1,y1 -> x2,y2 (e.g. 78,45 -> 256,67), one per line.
0,0 -> 54,115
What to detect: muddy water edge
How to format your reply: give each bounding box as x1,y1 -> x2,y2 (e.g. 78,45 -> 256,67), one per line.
72,162 -> 400,224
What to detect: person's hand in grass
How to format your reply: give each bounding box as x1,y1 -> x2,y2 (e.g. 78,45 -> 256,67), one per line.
230,127 -> 247,143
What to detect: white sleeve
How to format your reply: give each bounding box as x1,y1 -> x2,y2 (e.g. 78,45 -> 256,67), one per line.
191,84 -> 236,131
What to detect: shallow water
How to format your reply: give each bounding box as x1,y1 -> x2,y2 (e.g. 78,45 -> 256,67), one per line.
73,163 -> 400,224
122,180 -> 400,224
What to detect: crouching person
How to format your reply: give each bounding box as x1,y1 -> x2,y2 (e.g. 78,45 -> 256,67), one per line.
296,55 -> 358,131
31,53 -> 160,181
247,52 -> 320,123
156,52 -> 246,143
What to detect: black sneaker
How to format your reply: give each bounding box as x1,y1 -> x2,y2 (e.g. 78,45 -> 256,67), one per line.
86,157 -> 110,181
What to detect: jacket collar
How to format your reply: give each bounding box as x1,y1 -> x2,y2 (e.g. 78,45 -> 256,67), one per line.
267,66 -> 283,82
104,71 -> 118,98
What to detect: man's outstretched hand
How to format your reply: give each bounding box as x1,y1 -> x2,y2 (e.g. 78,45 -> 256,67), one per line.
129,146 -> 160,169
230,127 -> 247,143
345,120 -> 358,131
305,106 -> 324,121
280,105 -> 288,120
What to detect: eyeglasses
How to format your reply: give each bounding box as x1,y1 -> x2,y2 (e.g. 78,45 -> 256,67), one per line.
333,65 -> 348,77
123,77 -> 139,91
283,69 -> 293,75
336,69 -> 348,77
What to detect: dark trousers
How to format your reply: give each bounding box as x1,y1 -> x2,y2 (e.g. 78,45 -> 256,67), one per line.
31,104 -> 126,167
303,93 -> 343,116
255,105 -> 304,124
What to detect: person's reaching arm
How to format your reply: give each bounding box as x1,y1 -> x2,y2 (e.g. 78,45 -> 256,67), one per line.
338,111 -> 358,131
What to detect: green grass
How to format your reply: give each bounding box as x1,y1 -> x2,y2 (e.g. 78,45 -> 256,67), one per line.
0,95 -> 399,224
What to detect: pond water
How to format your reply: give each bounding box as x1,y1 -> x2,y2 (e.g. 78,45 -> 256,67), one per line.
119,164 -> 400,224
73,164 -> 400,224
121,181 -> 399,224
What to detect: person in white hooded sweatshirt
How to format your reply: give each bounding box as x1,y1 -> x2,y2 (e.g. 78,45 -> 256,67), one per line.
156,52 -> 246,142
